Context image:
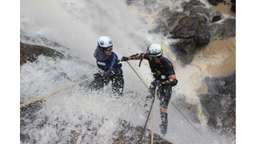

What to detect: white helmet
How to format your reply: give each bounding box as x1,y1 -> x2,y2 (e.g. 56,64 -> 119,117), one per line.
97,36 -> 113,49
147,43 -> 162,57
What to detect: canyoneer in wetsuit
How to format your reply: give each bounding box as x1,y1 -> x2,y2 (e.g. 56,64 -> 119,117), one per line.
121,43 -> 178,134
89,36 -> 124,95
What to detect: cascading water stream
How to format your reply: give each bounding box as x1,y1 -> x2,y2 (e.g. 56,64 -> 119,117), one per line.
21,0 -> 235,143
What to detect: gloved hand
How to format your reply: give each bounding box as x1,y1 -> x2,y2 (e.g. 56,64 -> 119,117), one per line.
121,56 -> 129,61
162,79 -> 178,86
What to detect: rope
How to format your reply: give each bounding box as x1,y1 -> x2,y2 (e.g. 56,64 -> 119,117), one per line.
20,79 -> 88,108
125,61 -> 155,144
137,92 -> 155,143
171,102 -> 202,135
126,61 -> 148,88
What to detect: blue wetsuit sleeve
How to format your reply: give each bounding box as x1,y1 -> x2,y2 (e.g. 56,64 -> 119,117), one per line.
108,53 -> 118,71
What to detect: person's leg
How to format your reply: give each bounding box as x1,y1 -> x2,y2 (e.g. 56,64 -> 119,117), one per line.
159,85 -> 172,110
149,80 -> 157,97
158,85 -> 172,134
111,73 -> 124,96
89,73 -> 108,90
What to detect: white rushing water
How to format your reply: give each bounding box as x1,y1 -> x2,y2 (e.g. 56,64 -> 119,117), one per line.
21,0 -> 234,144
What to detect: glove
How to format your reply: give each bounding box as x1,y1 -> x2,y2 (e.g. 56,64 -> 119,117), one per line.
121,56 -> 129,61
162,79 -> 178,86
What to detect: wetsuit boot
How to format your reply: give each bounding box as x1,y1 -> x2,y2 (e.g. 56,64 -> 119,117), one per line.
160,111 -> 168,135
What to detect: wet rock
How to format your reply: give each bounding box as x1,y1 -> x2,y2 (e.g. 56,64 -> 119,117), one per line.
211,12 -> 222,22
183,0 -> 223,23
20,100 -> 44,126
207,0 -> 224,6
209,18 -> 236,39
20,42 -> 64,65
113,120 -> 172,144
200,73 -> 235,134
183,0 -> 210,20
152,7 -> 187,35
170,15 -> 210,64
182,0 -> 206,10
171,15 -> 209,40
189,6 -> 211,19
20,100 -> 44,143
20,133 -> 30,143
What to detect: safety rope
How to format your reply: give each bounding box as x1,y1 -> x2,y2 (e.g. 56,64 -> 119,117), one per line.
138,91 -> 155,144
126,61 -> 148,88
125,61 -> 155,144
171,101 -> 202,135
20,79 -> 88,108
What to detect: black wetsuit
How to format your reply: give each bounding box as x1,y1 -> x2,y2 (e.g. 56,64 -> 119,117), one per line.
144,54 -> 175,108
144,54 -> 176,134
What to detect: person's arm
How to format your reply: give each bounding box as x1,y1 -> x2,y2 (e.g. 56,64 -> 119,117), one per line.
162,60 -> 178,86
121,53 -> 145,61
168,74 -> 178,84
103,53 -> 118,77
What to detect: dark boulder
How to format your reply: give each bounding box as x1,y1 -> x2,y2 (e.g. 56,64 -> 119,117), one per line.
200,73 -> 235,134
189,6 -> 211,19
183,0 -> 223,23
152,7 -> 187,35
183,0 -> 210,20
170,15 -> 210,64
20,42 -> 64,65
207,0 -> 224,6
182,0 -> 206,11
171,15 -> 209,40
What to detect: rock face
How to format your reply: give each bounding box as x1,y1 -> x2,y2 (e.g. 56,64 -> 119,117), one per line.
200,73 -> 235,134
171,15 -> 210,46
20,42 -> 64,65
113,120 -> 172,144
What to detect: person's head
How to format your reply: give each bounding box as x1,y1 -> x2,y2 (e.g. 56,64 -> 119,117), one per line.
147,43 -> 162,63
97,36 -> 113,56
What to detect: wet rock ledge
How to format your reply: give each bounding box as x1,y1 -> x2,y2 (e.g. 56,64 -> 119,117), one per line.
20,42 -> 64,65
